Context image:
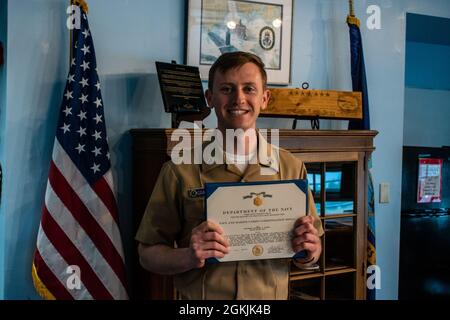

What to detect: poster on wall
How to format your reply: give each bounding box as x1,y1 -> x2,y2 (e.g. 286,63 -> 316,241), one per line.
417,158 -> 443,203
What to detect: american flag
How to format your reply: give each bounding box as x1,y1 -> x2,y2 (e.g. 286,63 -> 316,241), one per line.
32,7 -> 128,300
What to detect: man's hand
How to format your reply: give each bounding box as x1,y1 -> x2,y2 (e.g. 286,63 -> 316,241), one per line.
291,216 -> 322,264
189,220 -> 230,268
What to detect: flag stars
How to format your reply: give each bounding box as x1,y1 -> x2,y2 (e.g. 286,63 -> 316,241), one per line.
75,144 -> 86,154
79,94 -> 89,104
60,123 -> 71,134
94,97 -> 102,108
82,29 -> 90,39
71,58 -> 76,66
63,106 -> 72,116
64,90 -> 73,100
92,130 -> 102,141
68,74 -> 75,83
78,110 -> 87,121
81,60 -> 90,71
106,152 -> 110,160
95,81 -> 101,91
81,44 -> 90,56
79,77 -> 89,88
90,163 -> 100,174
94,114 -> 103,124
92,146 -> 102,157
77,127 -> 87,137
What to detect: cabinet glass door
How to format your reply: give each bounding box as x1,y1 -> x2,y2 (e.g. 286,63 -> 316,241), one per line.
325,162 -> 356,216
305,162 -> 356,216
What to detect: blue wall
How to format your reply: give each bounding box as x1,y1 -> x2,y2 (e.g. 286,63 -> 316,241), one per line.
1,0 -> 450,300
0,0 -> 8,299
406,12 -> 450,46
404,14 -> 450,146
405,42 -> 450,90
1,0 -> 70,299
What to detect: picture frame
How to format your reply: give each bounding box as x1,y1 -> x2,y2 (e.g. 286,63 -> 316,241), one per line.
185,0 -> 293,85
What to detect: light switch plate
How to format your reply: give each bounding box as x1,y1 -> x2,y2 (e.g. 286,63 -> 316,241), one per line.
379,182 -> 390,203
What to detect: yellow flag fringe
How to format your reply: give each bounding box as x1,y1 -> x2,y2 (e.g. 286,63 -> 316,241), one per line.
32,263 -> 56,300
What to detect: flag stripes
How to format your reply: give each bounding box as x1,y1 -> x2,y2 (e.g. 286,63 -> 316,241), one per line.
47,159 -> 126,287
51,140 -> 124,255
36,227 -> 93,300
44,181 -> 127,298
40,206 -> 114,299
92,176 -> 120,224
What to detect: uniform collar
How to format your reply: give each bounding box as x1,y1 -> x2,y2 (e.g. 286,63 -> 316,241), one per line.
257,130 -> 280,173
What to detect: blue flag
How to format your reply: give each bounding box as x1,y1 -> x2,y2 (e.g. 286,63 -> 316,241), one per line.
347,15 -> 376,300
347,17 -> 370,130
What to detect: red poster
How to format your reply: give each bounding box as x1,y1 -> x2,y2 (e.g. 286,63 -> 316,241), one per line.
417,158 -> 443,203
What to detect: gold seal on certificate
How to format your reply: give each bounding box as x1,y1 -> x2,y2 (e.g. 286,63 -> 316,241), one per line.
252,245 -> 264,257
205,180 -> 309,262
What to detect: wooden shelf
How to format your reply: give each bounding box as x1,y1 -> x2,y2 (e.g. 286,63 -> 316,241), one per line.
290,272 -> 324,281
325,267 -> 357,276
321,213 -> 357,220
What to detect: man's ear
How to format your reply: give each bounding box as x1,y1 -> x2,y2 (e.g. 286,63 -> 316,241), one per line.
205,89 -> 213,108
261,88 -> 271,110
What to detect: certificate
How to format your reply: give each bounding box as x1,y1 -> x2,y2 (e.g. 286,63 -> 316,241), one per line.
205,180 -> 308,262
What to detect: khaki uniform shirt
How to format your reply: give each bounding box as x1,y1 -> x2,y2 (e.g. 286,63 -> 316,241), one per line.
135,133 -> 323,300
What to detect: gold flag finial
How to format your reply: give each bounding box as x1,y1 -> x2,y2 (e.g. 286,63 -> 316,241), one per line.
72,0 -> 89,14
346,0 -> 360,27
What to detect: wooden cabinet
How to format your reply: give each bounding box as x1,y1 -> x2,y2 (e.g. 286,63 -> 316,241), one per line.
130,129 -> 377,300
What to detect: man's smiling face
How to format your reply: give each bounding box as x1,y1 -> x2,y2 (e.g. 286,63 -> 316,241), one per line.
206,62 -> 270,133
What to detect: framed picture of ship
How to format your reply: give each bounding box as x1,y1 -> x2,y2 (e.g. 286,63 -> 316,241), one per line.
185,0 -> 293,85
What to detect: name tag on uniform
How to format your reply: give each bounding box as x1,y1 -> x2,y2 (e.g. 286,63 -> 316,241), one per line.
187,187 -> 205,199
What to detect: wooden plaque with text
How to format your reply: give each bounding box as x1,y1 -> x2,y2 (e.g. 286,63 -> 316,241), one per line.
263,89 -> 362,120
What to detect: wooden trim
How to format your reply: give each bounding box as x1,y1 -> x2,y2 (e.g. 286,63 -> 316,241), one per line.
295,152 -> 359,163
130,129 -> 378,154
355,152 -> 367,299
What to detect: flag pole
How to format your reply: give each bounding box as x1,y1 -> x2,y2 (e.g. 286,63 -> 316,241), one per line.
69,0 -> 90,62
69,0 -> 73,63
348,0 -> 355,17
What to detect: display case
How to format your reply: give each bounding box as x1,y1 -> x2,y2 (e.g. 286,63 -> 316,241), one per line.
129,129 -> 377,300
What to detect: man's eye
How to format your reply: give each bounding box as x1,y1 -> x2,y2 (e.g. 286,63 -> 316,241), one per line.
244,86 -> 256,93
220,87 -> 233,94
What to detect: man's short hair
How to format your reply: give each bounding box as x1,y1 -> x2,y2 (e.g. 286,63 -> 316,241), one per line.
208,51 -> 267,91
